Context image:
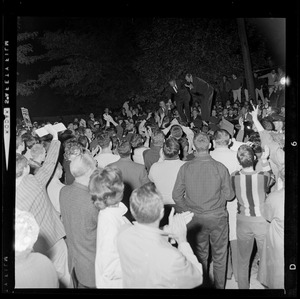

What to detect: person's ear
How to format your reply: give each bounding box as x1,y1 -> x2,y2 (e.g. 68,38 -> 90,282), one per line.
212,140 -> 216,148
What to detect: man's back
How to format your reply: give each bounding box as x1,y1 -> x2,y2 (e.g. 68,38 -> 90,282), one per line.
143,146 -> 161,173
109,159 -> 149,190
173,154 -> 234,215
117,223 -> 202,288
94,152 -> 120,168
59,181 -> 98,287
109,159 -> 149,222
210,147 -> 240,175
15,252 -> 59,288
149,159 -> 185,205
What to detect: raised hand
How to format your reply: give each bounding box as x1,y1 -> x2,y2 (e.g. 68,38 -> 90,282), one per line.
249,103 -> 259,119
238,117 -> 244,129
44,124 -> 58,139
261,145 -> 270,160
163,208 -> 194,244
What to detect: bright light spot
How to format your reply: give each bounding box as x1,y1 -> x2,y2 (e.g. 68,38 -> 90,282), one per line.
280,76 -> 291,86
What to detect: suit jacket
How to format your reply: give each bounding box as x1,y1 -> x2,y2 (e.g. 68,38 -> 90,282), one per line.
167,79 -> 190,102
108,158 -> 150,221
190,76 -> 213,97
59,181 -> 99,287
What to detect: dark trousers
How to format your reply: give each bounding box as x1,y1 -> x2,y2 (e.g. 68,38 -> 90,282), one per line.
192,89 -> 214,121
187,209 -> 229,289
220,90 -> 230,106
175,93 -> 191,123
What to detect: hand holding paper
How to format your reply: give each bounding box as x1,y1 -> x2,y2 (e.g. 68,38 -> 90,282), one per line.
35,123 -> 67,137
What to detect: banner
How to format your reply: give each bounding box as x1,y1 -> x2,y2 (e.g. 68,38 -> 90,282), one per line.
21,107 -> 32,128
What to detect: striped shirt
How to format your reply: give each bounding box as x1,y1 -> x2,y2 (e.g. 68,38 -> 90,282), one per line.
231,161 -> 271,218
16,140 -> 66,253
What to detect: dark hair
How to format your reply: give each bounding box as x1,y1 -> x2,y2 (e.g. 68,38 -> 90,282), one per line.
98,131 -> 112,149
248,132 -> 261,145
237,144 -> 255,168
77,135 -> 90,149
89,166 -> 124,210
170,125 -> 183,139
117,140 -> 132,158
77,126 -> 86,136
130,134 -> 144,148
22,133 -> 38,149
261,118 -> 274,131
163,137 -> 180,159
63,139 -> 84,160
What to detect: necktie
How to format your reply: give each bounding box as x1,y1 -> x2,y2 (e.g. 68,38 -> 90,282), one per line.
174,85 -> 178,93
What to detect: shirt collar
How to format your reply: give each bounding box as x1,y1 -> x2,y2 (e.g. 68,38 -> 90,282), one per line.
101,202 -> 128,216
133,222 -> 168,237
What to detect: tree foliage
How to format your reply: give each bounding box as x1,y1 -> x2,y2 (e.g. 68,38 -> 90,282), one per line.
133,18 -> 269,102
17,18 -> 142,109
17,31 -> 45,96
17,17 -> 269,110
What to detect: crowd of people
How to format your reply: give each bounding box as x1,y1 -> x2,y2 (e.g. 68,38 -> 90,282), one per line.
15,69 -> 285,289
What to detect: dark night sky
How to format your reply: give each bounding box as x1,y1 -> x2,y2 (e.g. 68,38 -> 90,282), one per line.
15,13 -> 287,119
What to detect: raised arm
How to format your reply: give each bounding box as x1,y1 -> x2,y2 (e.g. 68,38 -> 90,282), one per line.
35,124 -> 61,186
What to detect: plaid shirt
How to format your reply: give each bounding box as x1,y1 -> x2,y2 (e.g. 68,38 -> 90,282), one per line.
16,140 -> 66,252
173,153 -> 235,215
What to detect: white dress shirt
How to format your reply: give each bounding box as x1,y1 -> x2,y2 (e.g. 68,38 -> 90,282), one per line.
148,159 -> 186,205
210,146 -> 241,240
94,152 -> 120,169
47,177 -> 65,214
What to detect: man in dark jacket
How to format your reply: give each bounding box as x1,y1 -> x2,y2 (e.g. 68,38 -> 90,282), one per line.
185,73 -> 214,122
167,77 -> 191,124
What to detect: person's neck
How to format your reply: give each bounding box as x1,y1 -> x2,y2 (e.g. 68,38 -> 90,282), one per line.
75,176 -> 90,187
214,145 -> 228,149
120,156 -> 131,161
141,219 -> 160,229
164,155 -> 179,160
194,150 -> 209,157
101,148 -> 112,154
243,166 -> 254,172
